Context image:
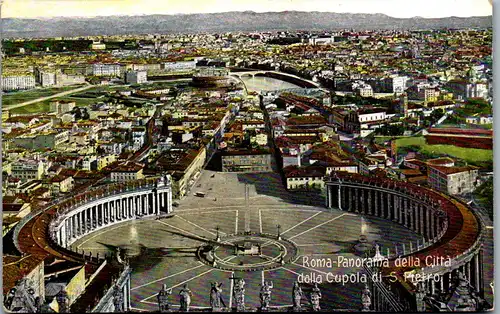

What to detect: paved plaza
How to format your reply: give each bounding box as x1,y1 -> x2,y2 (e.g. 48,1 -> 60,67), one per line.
73,171 -> 423,311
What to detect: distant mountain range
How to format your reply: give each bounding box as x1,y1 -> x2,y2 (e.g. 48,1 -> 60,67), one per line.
2,11 -> 493,38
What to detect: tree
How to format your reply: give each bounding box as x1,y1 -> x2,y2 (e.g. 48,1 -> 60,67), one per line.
428,108 -> 444,124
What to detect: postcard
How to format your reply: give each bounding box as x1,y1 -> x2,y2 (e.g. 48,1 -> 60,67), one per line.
1,0 -> 493,312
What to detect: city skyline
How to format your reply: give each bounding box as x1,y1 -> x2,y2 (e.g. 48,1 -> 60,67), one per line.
3,0 -> 493,19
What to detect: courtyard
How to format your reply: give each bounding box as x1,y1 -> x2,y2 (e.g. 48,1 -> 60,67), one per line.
73,171 -> 423,311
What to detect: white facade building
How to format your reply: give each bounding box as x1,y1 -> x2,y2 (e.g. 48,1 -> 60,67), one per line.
163,61 -> 196,72
125,70 -> 148,84
92,64 -> 122,77
2,76 -> 36,91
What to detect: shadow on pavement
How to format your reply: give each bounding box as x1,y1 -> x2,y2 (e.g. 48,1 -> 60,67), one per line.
236,172 -> 325,207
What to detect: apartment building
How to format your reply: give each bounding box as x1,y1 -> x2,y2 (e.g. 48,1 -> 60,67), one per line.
2,75 -> 36,91
428,165 -> 479,195
91,63 -> 122,77
11,160 -> 44,182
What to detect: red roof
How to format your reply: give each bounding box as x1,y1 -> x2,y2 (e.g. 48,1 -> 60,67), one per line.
428,127 -> 492,137
283,165 -> 326,178
429,165 -> 478,175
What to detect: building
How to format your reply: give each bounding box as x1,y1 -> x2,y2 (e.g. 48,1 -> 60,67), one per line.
221,149 -> 272,172
50,100 -> 76,115
91,41 -> 106,50
424,127 -> 492,150
97,154 -> 117,170
55,71 -> 86,86
465,115 -> 493,125
48,174 -> 75,194
2,75 -> 36,91
445,79 -> 489,100
34,68 -> 56,87
3,256 -> 46,303
162,61 -> 196,72
91,63 -> 122,77
11,160 -> 44,182
428,165 -> 479,195
110,162 -> 144,182
366,76 -> 409,94
131,127 -> 146,150
125,70 -> 147,84
12,131 -> 69,150
283,165 -> 326,190
354,84 -> 374,97
82,155 -> 97,171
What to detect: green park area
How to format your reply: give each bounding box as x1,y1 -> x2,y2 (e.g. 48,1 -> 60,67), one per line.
3,84 -> 133,115
8,96 -> 98,115
2,85 -> 85,107
376,136 -> 493,166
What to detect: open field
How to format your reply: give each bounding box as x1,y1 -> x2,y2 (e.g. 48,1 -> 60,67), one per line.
376,136 -> 492,164
8,96 -> 99,115
2,85 -> 86,107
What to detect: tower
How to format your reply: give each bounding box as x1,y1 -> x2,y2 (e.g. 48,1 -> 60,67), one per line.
154,35 -> 161,54
399,93 -> 408,117
329,60 -> 337,106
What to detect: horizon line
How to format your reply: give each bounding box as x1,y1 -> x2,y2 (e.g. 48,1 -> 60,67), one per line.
3,10 -> 493,20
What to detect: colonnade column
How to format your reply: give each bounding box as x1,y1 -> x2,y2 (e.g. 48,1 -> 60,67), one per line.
347,187 -> 354,212
83,209 -> 87,234
386,193 -> 392,220
156,191 -> 161,215
76,214 -> 79,237
466,261 -> 471,287
63,220 -> 69,247
98,204 -> 102,227
366,189 -> 372,215
141,194 -> 145,215
70,215 -> 74,239
430,213 -> 435,239
474,251 -> 481,294
410,201 -> 415,231
354,188 -> 359,212
326,185 -> 331,208
151,192 -> 156,216
392,194 -> 397,221
139,195 -> 143,216
81,211 -> 84,234
116,200 -> 120,221
359,189 -> 365,214
401,198 -> 408,227
338,185 -> 343,210
167,189 -> 172,213
66,219 -> 70,244
158,192 -> 163,212
426,208 -> 431,240
416,203 -> 423,234
127,197 -> 132,218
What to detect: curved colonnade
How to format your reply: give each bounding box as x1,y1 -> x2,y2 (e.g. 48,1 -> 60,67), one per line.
14,176 -> 173,262
11,176 -> 173,312
48,177 -> 172,249
325,173 -> 485,312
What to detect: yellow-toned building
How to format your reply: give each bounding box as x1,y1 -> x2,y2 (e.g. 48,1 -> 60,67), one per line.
110,162 -> 145,182
97,154 -> 117,170
49,175 -> 75,194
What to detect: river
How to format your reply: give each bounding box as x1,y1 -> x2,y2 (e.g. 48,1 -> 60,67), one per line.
240,76 -> 300,92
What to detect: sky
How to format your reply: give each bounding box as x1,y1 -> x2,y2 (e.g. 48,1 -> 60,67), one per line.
2,0 -> 493,19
